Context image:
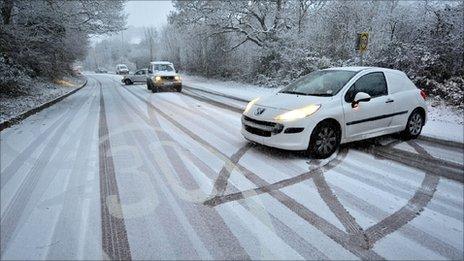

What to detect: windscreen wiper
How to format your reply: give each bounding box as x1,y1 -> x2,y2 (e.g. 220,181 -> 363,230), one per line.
305,93 -> 333,97
280,90 -> 309,95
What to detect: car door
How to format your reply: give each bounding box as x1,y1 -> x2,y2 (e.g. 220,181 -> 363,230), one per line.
134,70 -> 144,82
342,71 -> 394,139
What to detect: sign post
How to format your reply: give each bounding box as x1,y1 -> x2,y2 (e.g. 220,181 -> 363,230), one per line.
355,32 -> 369,66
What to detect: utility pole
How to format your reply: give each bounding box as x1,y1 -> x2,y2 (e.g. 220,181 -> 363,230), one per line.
93,47 -> 98,69
120,30 -> 124,63
149,35 -> 153,61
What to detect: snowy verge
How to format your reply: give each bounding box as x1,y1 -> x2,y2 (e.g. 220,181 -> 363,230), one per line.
422,101 -> 464,143
182,74 -> 464,144
182,75 -> 275,101
0,76 -> 87,125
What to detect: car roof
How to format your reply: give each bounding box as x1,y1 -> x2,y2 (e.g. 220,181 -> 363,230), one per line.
323,66 -> 402,74
150,61 -> 173,65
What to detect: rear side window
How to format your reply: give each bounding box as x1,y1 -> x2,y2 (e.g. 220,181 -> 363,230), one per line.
345,72 -> 388,102
384,71 -> 417,94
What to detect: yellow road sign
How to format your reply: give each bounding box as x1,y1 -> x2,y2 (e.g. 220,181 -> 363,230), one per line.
356,32 -> 369,52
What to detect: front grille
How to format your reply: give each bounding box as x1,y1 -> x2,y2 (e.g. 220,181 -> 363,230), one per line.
161,76 -> 175,81
243,116 -> 276,127
242,115 -> 283,136
245,126 -> 272,137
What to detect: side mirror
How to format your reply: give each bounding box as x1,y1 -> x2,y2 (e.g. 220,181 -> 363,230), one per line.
351,92 -> 371,108
354,92 -> 371,103
175,69 -> 179,73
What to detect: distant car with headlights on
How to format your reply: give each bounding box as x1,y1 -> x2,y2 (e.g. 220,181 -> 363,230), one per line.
241,67 -> 427,159
95,68 -> 108,73
122,68 -> 149,85
116,64 -> 129,75
146,61 -> 182,92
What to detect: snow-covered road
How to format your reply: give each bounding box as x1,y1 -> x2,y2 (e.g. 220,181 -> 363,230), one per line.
1,74 -> 463,260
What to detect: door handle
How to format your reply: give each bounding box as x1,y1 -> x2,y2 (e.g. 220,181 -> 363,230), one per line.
385,99 -> 394,103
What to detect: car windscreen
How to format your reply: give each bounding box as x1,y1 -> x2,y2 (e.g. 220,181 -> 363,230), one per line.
152,64 -> 174,72
280,70 -> 357,96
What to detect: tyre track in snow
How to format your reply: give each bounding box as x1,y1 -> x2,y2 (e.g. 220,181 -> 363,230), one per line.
96,78 -> 132,260
115,84 -> 340,259
119,84 -> 383,260
114,79 -> 461,259
113,83 -> 336,259
364,141 -> 440,245
154,95 -> 242,143
0,82 -> 94,257
125,84 -> 375,253
109,79 -> 251,259
45,77 -> 101,259
180,86 -> 457,252
152,84 -> 461,256
182,88 -> 244,113
135,87 -> 372,252
203,152 -> 347,207
329,182 -> 463,260
114,83 -> 329,260
153,96 -> 242,147
370,145 -> 463,183
0,96 -> 78,189
313,171 -> 368,248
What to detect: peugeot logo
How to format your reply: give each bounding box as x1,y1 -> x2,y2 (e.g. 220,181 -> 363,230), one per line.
254,107 -> 266,116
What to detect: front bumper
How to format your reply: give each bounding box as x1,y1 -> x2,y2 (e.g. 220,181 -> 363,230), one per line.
154,81 -> 182,88
241,115 -> 315,151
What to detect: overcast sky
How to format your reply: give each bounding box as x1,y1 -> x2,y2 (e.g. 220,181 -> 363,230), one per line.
91,1 -> 174,45
124,0 -> 174,28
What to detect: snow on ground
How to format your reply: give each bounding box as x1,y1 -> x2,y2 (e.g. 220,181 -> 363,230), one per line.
182,74 -> 464,144
182,75 -> 274,101
0,76 -> 86,123
423,101 -> 464,143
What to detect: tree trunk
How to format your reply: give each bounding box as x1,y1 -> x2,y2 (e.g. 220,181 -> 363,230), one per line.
1,0 -> 14,25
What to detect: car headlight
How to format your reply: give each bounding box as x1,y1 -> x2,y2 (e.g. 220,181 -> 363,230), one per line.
274,104 -> 321,122
155,76 -> 161,82
244,97 -> 260,113
174,75 -> 181,81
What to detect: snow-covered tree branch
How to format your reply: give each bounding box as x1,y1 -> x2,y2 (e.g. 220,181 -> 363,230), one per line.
0,0 -> 126,92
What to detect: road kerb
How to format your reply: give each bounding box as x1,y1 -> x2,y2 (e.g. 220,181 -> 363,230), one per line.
0,77 -> 88,131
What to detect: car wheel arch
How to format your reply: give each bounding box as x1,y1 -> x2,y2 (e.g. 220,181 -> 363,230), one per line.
314,118 -> 342,137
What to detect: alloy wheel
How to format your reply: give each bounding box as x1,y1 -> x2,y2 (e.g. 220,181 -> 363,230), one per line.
315,127 -> 337,155
409,113 -> 422,136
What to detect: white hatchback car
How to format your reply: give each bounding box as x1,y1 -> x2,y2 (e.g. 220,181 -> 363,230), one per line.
241,67 -> 427,158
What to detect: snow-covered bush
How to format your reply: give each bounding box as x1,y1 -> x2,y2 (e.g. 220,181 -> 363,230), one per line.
0,56 -> 33,96
254,44 -> 335,87
415,77 -> 464,109
0,0 -> 126,96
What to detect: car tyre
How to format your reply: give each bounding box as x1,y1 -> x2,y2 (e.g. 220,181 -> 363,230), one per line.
124,79 -> 132,85
308,121 -> 341,159
176,86 -> 182,92
402,108 -> 424,140
151,86 -> 159,93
